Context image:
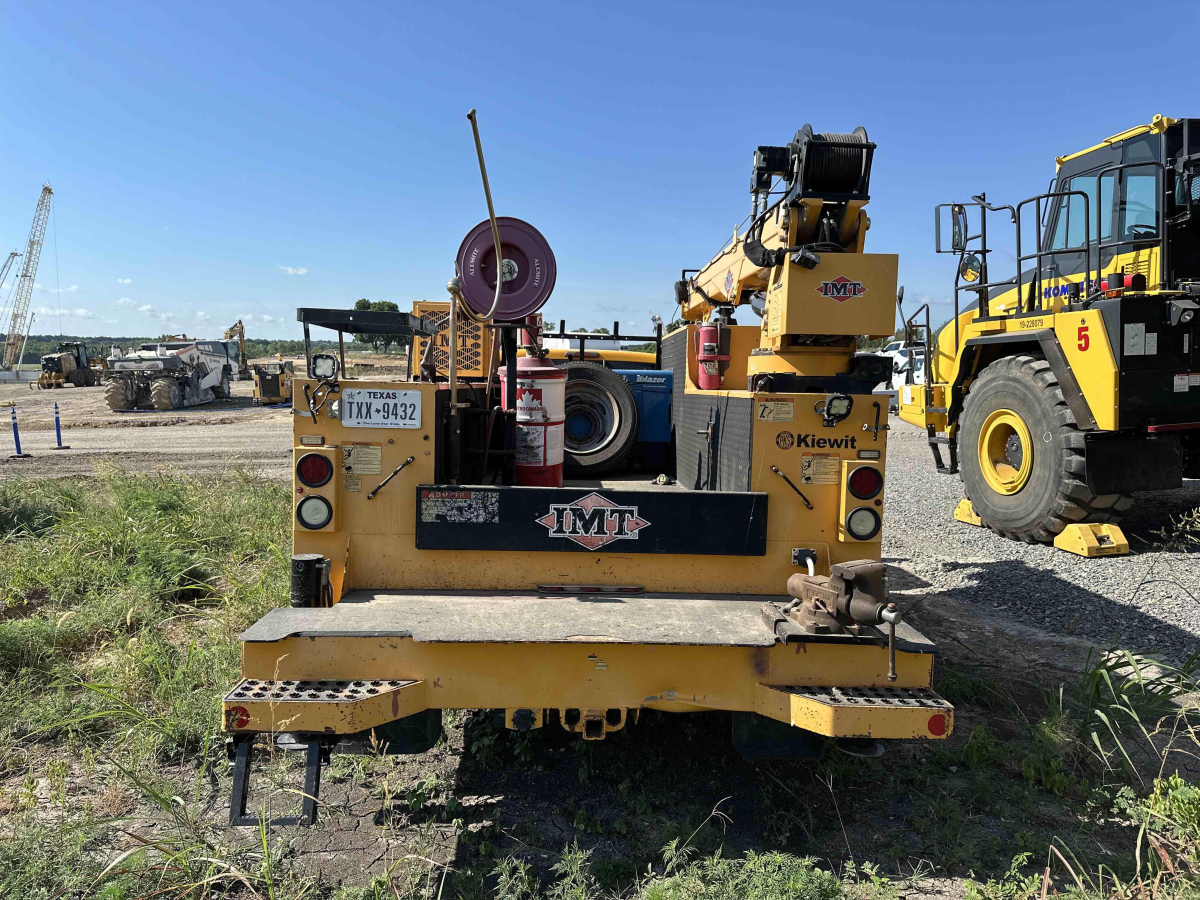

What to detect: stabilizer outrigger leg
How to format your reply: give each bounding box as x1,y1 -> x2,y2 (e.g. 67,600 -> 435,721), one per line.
227,735 -> 329,826
925,427 -> 958,475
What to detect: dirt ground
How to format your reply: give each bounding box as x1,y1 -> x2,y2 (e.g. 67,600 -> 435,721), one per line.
0,353 -> 407,478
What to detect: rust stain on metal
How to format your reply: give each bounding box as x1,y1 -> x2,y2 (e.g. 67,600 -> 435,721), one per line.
751,647 -> 769,676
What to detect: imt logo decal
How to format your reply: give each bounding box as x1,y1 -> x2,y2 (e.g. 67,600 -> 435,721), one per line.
535,492 -> 650,549
816,275 -> 867,302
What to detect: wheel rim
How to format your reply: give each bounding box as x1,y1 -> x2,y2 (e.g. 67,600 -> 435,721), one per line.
978,408 -> 1032,495
563,381 -> 620,455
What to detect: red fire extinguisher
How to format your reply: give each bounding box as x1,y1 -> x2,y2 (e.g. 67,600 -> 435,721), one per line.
695,322 -> 730,390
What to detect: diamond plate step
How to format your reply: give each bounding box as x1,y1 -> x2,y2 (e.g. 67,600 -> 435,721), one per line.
756,684 -> 953,739
222,678 -> 425,735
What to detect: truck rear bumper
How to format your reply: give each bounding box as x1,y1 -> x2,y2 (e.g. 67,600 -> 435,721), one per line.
225,591 -> 952,742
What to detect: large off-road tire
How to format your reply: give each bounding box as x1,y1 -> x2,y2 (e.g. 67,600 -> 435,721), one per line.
562,362 -> 639,475
104,379 -> 128,410
959,354 -> 1134,543
150,378 -> 181,410
212,375 -> 231,399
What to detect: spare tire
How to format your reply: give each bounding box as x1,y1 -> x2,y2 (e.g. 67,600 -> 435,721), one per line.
563,362 -> 639,475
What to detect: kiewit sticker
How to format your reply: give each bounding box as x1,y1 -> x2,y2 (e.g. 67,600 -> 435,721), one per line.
800,454 -> 840,485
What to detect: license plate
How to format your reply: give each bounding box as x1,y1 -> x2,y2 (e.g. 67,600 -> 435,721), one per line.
339,388 -> 421,429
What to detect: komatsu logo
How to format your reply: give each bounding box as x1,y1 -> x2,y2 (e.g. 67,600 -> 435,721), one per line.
816,276 -> 867,301
535,492 -> 650,549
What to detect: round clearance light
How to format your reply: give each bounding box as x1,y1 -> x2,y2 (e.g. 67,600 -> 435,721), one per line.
296,453 -> 333,487
846,507 -> 881,541
296,496 -> 333,530
847,465 -> 883,500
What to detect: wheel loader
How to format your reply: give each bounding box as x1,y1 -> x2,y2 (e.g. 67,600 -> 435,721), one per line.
104,339 -> 234,410
220,116 -> 952,827
36,341 -> 105,388
899,115 -> 1200,555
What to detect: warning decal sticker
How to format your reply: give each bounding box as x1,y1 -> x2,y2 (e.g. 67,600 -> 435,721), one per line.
420,489 -> 501,524
800,454 -> 840,485
757,397 -> 794,422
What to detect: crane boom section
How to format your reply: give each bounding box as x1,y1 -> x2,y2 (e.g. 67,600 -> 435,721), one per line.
3,184 -> 53,370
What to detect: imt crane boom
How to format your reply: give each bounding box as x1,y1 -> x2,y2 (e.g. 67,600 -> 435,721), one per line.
2,184 -> 53,371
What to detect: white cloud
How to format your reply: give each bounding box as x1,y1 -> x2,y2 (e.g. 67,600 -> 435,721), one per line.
277,265 -> 308,276
35,283 -> 80,294
33,306 -> 96,320
117,278 -> 132,284
117,297 -> 133,306
135,304 -> 173,322
195,311 -> 211,322
261,314 -> 276,324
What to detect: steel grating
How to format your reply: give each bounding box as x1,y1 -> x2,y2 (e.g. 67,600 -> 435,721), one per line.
780,686 -> 952,709
225,678 -> 417,703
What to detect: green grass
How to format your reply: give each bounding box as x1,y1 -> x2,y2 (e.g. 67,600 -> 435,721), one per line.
0,468 -> 1197,899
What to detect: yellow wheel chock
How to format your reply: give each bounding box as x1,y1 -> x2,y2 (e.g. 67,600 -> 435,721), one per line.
1053,523 -> 1129,558
953,498 -> 982,526
952,499 -> 1127,557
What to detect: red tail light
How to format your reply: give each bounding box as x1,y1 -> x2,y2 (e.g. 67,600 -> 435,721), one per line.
847,465 -> 883,500
296,453 -> 333,487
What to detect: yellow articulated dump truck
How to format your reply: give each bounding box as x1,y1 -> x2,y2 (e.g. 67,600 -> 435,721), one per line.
221,117 -> 953,826
899,115 -> 1200,556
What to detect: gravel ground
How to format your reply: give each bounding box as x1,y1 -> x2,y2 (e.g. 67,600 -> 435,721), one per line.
884,419 -> 1200,665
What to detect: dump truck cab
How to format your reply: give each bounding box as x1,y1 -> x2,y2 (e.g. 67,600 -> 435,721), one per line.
222,123 -> 953,827
900,115 -> 1200,550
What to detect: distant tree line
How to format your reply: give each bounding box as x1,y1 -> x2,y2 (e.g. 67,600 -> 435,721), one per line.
4,333 -> 339,365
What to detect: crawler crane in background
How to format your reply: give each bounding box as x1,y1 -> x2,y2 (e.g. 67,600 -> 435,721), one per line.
1,184 -> 53,373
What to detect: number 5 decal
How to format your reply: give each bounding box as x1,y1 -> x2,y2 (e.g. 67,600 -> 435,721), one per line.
1077,325 -> 1089,352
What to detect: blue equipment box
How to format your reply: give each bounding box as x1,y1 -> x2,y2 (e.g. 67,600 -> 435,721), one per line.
613,369 -> 673,471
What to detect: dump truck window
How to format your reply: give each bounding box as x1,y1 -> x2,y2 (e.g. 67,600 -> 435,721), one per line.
1120,168 -> 1158,238
1049,172 -> 1114,250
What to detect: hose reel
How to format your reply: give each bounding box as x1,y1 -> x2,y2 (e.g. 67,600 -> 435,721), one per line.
455,216 -> 557,321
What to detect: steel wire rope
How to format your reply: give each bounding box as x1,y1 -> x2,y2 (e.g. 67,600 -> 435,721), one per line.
52,193 -> 62,338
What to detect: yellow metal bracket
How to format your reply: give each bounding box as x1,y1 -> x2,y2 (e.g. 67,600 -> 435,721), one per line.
1053,523 -> 1129,558
222,678 -> 427,735
754,684 -> 953,739
954,498 -> 982,526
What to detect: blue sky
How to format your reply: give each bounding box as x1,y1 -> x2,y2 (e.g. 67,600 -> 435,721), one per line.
1,0 -> 1195,340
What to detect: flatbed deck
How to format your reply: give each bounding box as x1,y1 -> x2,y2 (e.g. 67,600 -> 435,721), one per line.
240,590 -> 937,650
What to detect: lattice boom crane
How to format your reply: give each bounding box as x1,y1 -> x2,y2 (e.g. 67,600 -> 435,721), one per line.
2,183 -> 53,371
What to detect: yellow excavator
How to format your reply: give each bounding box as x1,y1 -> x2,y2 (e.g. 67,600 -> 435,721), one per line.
223,320 -> 250,380
899,115 -> 1200,555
